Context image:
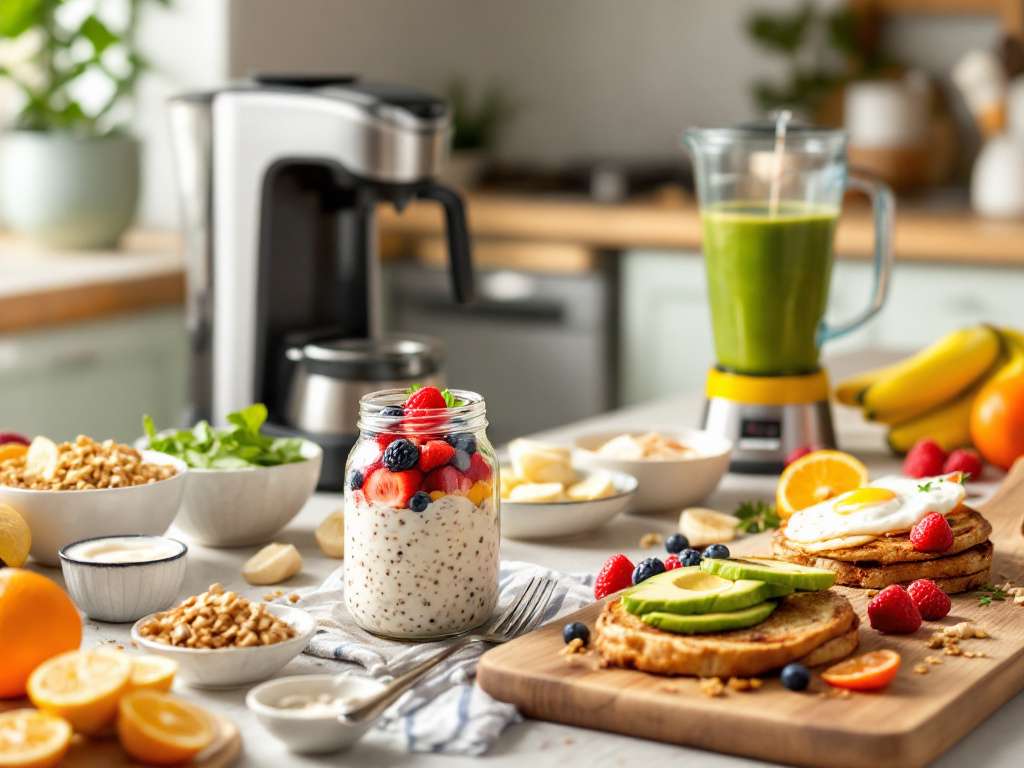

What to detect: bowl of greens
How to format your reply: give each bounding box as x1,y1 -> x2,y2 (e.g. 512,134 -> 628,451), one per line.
144,405 -> 323,547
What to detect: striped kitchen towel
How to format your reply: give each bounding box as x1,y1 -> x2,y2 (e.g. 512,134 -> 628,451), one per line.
297,560 -> 594,755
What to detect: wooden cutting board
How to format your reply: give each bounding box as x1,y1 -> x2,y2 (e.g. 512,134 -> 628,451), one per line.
478,462 -> 1024,768
0,701 -> 240,768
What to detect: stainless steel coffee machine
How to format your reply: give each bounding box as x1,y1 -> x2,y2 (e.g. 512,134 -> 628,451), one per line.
169,75 -> 473,488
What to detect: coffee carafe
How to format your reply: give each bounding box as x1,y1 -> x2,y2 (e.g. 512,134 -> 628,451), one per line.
169,75 -> 473,488
682,117 -> 895,472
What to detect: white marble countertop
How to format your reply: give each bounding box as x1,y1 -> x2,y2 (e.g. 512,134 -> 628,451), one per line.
26,369 -> 1021,767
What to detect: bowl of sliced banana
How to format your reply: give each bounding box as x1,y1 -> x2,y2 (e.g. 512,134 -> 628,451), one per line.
498,439 -> 637,540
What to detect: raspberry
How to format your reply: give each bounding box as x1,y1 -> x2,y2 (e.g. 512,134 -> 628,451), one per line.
867,585 -> 922,634
942,448 -> 984,482
664,555 -> 682,570
903,439 -> 947,479
910,512 -> 954,552
784,446 -> 812,467
907,579 -> 952,621
594,554 -> 634,600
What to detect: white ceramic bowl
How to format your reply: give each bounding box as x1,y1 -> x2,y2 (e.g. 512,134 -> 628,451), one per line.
246,674 -> 386,754
173,440 -> 323,547
573,429 -> 732,514
131,603 -> 317,689
500,468 -> 638,540
0,451 -> 188,566
59,535 -> 188,623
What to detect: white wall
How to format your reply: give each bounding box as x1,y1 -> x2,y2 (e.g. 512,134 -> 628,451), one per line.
226,0 -> 813,164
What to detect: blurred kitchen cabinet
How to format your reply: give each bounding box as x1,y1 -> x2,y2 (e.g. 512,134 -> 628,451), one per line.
619,250 -> 715,407
621,250 -> 1024,405
0,308 -> 187,443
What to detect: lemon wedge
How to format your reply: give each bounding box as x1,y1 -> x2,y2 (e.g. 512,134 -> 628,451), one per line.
117,690 -> 215,766
27,647 -> 132,736
0,709 -> 73,768
0,503 -> 30,568
130,656 -> 178,693
241,542 -> 302,586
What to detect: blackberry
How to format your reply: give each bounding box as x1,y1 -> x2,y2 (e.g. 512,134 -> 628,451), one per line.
632,557 -> 665,585
409,491 -> 431,513
665,532 -> 689,554
679,548 -> 702,567
703,543 -> 730,560
347,469 -> 364,490
382,439 -> 420,472
562,622 -> 590,645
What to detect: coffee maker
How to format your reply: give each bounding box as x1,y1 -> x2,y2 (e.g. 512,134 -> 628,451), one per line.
169,75 -> 473,488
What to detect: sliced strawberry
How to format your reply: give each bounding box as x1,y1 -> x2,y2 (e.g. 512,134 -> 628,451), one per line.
405,386 -> 448,410
418,440 -> 456,472
376,432 -> 402,451
465,452 -> 493,482
0,432 -> 30,446
423,466 -> 473,497
364,468 -> 423,508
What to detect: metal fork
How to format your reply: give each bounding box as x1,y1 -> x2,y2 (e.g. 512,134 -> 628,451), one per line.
338,576 -> 557,724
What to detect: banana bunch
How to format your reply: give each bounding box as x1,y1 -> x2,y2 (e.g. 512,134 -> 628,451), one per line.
835,325 -> 1024,454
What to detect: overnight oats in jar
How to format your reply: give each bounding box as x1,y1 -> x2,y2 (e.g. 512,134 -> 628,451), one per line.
344,386 -> 500,639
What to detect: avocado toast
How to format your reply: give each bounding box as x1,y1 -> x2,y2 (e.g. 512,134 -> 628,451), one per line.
594,558 -> 859,677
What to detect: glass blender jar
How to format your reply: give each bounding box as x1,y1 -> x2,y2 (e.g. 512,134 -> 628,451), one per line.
682,117 -> 894,472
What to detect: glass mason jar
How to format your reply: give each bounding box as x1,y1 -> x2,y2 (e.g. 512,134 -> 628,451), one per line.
343,388 -> 500,640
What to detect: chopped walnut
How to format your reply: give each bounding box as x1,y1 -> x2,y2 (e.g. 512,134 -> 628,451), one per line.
639,533 -> 663,548
700,677 -> 726,697
288,594 -> 301,603
864,589 -> 880,597
560,638 -> 585,656
925,656 -> 943,665
944,645 -> 963,656
913,664 -> 929,675
727,677 -> 762,692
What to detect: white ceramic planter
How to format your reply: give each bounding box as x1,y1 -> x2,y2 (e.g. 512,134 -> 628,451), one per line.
0,131 -> 139,249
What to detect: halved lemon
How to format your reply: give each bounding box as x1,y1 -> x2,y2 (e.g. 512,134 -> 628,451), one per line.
0,709 -> 72,768
0,503 -> 31,568
776,450 -> 869,519
27,647 -> 132,736
117,690 -> 216,766
821,649 -> 901,691
130,656 -> 178,693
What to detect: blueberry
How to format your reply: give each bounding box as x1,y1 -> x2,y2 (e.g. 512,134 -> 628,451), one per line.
445,432 -> 477,455
451,449 -> 472,472
409,491 -> 431,513
679,548 -> 702,567
562,622 -> 590,645
382,439 -> 420,472
632,557 -> 665,585
665,533 -> 689,554
379,405 -> 404,418
781,663 -> 810,691
703,544 -> 730,560
347,469 -> 364,490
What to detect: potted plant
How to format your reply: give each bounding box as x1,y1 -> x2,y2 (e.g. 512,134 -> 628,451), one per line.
443,78 -> 516,189
0,0 -> 165,249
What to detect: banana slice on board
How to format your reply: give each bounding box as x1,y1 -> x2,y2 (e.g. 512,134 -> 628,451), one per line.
315,510 -> 345,559
679,507 -> 739,548
242,542 -> 303,585
567,473 -> 616,501
508,482 -> 569,503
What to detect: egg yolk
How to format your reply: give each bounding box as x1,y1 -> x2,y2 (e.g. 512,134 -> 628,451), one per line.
833,487 -> 897,515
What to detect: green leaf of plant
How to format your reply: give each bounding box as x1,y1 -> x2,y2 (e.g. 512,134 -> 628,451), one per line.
0,0 -> 44,38
79,15 -> 119,55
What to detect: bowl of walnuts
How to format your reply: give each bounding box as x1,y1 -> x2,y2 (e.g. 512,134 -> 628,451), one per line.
0,435 -> 187,566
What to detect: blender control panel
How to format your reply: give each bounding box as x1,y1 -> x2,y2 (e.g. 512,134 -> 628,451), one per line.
739,418 -> 782,451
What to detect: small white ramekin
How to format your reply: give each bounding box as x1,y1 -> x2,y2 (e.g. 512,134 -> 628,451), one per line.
59,535 -> 188,623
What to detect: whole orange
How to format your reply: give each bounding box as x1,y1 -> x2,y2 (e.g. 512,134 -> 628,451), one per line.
970,375 -> 1024,471
0,569 -> 82,699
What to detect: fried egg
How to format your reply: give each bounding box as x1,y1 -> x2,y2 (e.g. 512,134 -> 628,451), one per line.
783,474 -> 966,544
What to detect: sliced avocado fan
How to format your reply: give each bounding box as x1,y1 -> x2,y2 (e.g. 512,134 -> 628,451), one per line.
700,557 -> 836,591
621,566 -> 793,616
642,600 -> 777,635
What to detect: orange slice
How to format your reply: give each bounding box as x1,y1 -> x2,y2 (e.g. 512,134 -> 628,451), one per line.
776,450 -> 869,519
27,648 -> 132,736
117,690 -> 216,766
0,709 -> 73,768
0,444 -> 28,464
129,656 -> 178,693
821,649 -> 901,691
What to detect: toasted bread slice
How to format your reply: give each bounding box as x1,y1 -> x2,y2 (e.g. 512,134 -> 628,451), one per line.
595,591 -> 856,678
772,506 -> 991,564
797,616 -> 860,667
772,540 -> 993,592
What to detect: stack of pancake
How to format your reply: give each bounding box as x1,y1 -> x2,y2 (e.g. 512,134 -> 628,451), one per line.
772,503 -> 993,594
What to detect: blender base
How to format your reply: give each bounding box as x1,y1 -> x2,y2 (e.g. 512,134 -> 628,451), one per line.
702,368 -> 836,474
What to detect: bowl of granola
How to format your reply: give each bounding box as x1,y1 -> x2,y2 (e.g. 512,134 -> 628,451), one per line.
0,435 -> 187,566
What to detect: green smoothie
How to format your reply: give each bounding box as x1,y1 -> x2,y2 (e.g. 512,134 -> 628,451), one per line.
701,201 -> 839,376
